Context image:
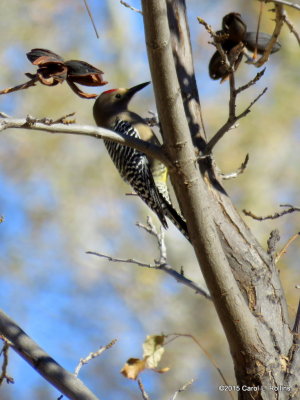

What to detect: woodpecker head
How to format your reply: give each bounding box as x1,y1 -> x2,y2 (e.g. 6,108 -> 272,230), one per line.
93,81 -> 150,127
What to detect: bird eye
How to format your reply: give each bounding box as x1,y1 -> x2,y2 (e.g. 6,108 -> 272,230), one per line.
115,93 -> 122,99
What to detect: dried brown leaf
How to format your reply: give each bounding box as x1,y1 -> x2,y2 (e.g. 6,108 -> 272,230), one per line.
121,358 -> 147,380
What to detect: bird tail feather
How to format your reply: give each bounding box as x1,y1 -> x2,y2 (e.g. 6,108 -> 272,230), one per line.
161,198 -> 190,242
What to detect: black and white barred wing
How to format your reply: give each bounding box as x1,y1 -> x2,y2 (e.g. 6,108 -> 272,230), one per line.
104,119 -> 168,229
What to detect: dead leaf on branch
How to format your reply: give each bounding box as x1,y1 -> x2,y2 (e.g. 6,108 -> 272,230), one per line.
0,48 -> 108,99
121,358 -> 147,380
121,335 -> 170,380
143,334 -> 165,369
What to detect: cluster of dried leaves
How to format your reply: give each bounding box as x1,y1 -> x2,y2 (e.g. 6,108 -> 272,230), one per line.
121,335 -> 169,380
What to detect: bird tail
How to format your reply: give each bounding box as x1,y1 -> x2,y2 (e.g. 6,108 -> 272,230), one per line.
161,198 -> 190,242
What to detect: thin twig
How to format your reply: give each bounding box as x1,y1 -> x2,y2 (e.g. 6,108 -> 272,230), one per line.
243,204 -> 300,220
82,0 -> 99,38
292,301 -> 300,344
252,1 -> 264,60
197,18 -> 228,60
228,68 -> 237,120
234,69 -> 266,95
74,339 -> 117,377
220,154 -> 250,180
260,0 -> 300,11
197,17 -> 231,75
87,251 -> 211,299
198,93 -> 207,140
87,252 -> 156,268
0,76 -> 38,95
204,62 -> 266,154
275,232 -> 300,263
159,264 -> 211,298
86,217 -> 211,300
283,13 -> 300,45
0,338 -> 14,385
205,81 -> 267,154
120,0 -> 143,14
136,217 -> 167,264
87,216 -> 210,299
165,333 -> 234,400
236,87 -> 268,118
169,379 -> 195,400
206,67 -> 266,154
137,378 -> 150,400
254,4 -> 285,67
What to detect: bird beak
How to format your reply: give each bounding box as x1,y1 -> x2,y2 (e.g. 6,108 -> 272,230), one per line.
126,81 -> 150,98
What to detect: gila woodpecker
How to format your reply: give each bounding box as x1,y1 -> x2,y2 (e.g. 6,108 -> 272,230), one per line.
93,82 -> 189,241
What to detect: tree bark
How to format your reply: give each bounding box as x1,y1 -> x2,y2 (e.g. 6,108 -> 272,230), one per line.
141,1 -> 297,398
0,309 -> 100,400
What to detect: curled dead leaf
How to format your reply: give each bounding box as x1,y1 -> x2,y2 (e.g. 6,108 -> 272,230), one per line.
143,335 -> 165,369
121,335 -> 169,380
121,358 -> 146,380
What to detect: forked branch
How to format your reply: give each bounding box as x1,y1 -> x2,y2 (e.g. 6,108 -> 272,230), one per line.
87,217 -> 211,300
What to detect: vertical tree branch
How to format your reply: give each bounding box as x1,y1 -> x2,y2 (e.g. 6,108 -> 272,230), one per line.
142,1 -> 294,396
166,0 -> 207,150
141,0 -> 262,372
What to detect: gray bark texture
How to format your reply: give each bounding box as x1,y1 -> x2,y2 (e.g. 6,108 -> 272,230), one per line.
141,1 -> 299,399
0,309 -> 100,400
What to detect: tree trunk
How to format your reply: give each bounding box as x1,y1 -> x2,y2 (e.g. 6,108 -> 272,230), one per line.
141,1 -> 298,398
